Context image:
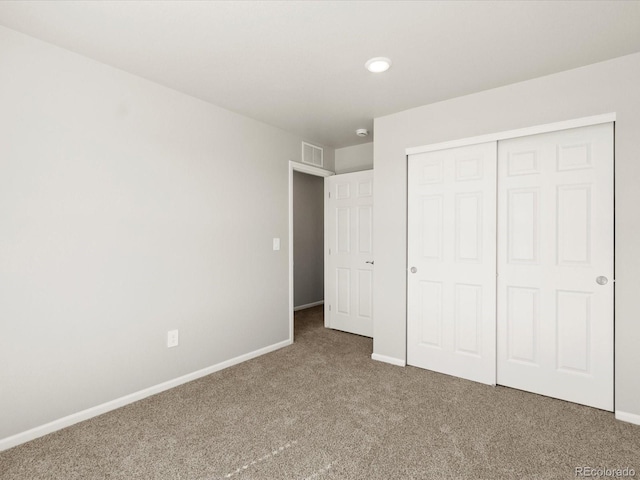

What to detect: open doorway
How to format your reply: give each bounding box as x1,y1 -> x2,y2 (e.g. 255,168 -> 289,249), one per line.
293,171 -> 324,310
288,161 -> 333,342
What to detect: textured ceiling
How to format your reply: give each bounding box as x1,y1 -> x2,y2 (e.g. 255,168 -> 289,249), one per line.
1,1 -> 639,148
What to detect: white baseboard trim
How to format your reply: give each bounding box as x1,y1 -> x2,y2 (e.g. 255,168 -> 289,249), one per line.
293,300 -> 324,312
0,338 -> 292,452
615,410 -> 640,426
371,353 -> 406,367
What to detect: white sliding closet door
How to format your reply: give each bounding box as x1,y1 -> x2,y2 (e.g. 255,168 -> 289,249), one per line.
407,142 -> 497,385
497,123 -> 614,411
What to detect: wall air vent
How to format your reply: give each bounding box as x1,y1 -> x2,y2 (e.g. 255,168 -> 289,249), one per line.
302,141 -> 323,167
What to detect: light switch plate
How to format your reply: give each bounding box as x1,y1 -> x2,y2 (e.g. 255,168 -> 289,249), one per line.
167,329 -> 179,348
273,238 -> 280,251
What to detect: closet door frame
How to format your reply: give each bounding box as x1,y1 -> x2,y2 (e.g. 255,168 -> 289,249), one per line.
406,114 -> 615,157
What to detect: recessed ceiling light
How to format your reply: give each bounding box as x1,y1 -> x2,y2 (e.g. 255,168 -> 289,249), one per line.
365,57 -> 392,73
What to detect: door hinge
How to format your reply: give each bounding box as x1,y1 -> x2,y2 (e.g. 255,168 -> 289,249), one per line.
329,248 -> 331,255
328,304 -> 331,311
328,191 -> 331,198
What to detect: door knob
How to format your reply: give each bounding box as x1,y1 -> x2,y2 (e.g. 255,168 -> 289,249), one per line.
596,276 -> 608,285
365,260 -> 374,265
410,267 -> 417,274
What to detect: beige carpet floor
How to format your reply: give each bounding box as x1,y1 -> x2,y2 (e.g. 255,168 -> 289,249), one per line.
1,306 -> 639,479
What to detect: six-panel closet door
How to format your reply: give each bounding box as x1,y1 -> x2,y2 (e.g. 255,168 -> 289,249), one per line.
407,142 -> 497,385
497,123 -> 614,411
407,122 -> 614,411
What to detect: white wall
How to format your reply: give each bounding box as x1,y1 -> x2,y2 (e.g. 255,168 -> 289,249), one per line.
335,142 -> 373,174
373,53 -> 640,419
0,26 -> 334,442
293,172 -> 324,307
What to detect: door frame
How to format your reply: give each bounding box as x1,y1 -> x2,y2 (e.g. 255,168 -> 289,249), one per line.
288,161 -> 334,342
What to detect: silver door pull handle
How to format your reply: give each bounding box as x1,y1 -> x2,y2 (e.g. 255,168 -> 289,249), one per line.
410,267 -> 417,274
366,260 -> 374,265
596,276 -> 608,285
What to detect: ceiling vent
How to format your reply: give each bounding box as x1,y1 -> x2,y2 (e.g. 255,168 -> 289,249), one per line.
302,142 -> 323,167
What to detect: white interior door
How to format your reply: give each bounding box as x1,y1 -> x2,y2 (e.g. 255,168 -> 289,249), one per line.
497,123 -> 614,411
407,142 -> 497,385
325,170 -> 374,337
